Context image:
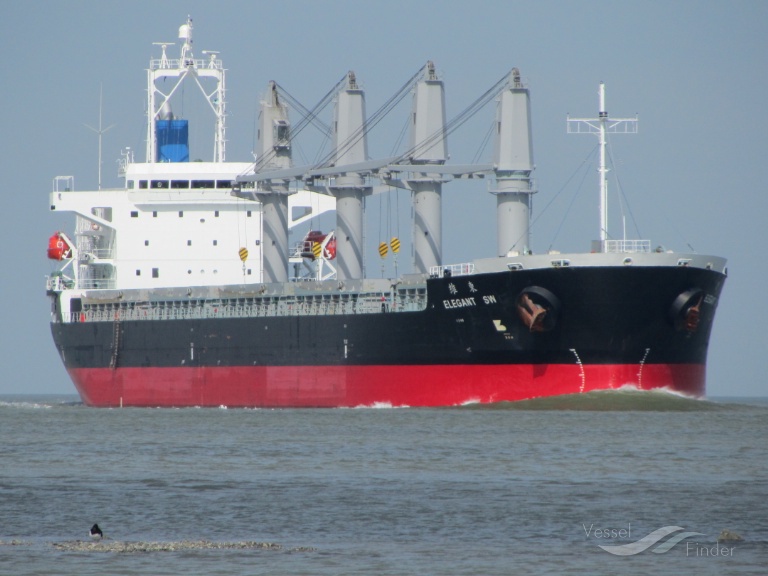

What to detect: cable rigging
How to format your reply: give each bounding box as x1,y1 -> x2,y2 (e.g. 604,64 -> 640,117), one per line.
246,74 -> 347,176
395,69 -> 512,165
606,137 -> 643,240
312,65 -> 426,170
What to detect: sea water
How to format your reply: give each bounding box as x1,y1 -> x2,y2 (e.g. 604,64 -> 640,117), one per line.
1,389 -> 766,575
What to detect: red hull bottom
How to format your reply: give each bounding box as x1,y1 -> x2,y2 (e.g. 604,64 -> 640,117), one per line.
68,364 -> 706,408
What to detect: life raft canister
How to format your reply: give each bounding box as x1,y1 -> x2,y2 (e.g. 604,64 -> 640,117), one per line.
47,232 -> 71,260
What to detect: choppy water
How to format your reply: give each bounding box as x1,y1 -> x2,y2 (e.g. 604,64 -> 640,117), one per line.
1,389 -> 766,575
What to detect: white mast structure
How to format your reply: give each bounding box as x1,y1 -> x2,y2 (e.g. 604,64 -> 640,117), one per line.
407,61 -> 448,274
492,68 -> 535,257
146,16 -> 226,163
255,81 -> 293,283
567,82 -> 638,252
237,65 -> 539,275
329,71 -> 370,280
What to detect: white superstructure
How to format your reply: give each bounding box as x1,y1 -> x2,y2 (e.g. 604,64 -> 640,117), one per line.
49,17 -> 334,293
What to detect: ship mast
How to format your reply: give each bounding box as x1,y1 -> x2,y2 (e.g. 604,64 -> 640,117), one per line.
407,61 -> 447,273
84,84 -> 115,190
491,68 -> 535,257
330,71 -> 370,280
146,16 -> 227,163
255,81 -> 294,283
236,65 -> 540,272
567,82 -> 638,252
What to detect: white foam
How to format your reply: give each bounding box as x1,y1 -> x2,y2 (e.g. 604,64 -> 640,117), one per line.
590,384 -> 703,401
0,401 -> 52,410
352,401 -> 409,409
457,397 -> 481,406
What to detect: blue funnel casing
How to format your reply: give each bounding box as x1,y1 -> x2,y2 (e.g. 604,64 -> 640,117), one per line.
156,119 -> 189,162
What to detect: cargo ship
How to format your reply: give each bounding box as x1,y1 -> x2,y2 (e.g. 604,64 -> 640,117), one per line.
46,18 -> 727,407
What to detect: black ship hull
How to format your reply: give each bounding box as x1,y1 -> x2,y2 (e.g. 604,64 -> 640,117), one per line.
51,265 -> 726,407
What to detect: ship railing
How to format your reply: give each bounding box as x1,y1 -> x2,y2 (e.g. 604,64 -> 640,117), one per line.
53,176 -> 74,193
354,295 -> 391,314
80,248 -> 114,260
73,289 -> 430,323
396,288 -> 428,311
291,240 -> 314,258
150,57 -> 223,71
429,262 -> 476,278
604,239 -> 651,253
78,278 -> 117,290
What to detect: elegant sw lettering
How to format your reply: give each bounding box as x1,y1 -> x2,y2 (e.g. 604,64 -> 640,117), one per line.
442,297 -> 477,309
442,294 -> 501,310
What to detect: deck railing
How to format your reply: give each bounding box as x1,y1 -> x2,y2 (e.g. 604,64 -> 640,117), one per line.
604,239 -> 651,253
69,288 -> 428,324
429,262 -> 475,278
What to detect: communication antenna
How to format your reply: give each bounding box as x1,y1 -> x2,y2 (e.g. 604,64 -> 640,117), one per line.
84,83 -> 115,190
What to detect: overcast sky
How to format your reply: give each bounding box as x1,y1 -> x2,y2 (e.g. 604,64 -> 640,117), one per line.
1,0 -> 766,397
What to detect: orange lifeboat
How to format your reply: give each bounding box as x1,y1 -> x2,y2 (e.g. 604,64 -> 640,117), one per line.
301,230 -> 336,260
47,232 -> 72,260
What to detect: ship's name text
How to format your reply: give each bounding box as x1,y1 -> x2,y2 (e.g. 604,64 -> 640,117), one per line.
443,295 -> 497,309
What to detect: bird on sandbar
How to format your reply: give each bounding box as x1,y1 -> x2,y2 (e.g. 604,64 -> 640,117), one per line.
89,523 -> 104,540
